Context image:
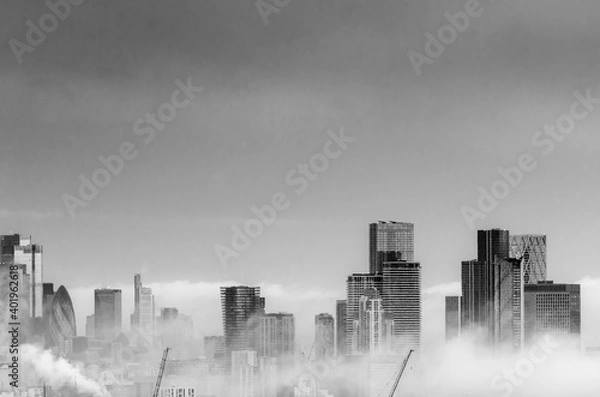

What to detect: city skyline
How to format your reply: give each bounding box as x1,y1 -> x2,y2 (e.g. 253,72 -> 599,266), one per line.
2,223 -> 598,354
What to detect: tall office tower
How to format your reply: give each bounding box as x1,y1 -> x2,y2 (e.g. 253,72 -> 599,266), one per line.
221,286 -> 266,366
335,300 -> 347,357
131,274 -> 155,342
461,260 -> 493,345
85,315 -> 95,338
493,258 -> 523,353
94,289 -> 122,341
369,222 -> 414,273
346,273 -> 383,353
381,261 -> 422,355
477,229 -> 510,266
314,313 -> 335,360
353,288 -> 389,356
445,296 -> 461,342
256,313 -> 295,371
0,234 -> 44,318
48,286 -> 77,354
231,350 -> 257,397
510,235 -> 547,284
524,281 -> 581,350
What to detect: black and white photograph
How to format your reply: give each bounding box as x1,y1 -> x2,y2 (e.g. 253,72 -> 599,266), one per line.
1,1 -> 600,396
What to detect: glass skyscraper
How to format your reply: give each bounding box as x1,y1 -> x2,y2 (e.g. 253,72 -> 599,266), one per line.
94,288 -> 122,341
369,221 -> 414,273
48,285 -> 77,353
510,234 -> 547,284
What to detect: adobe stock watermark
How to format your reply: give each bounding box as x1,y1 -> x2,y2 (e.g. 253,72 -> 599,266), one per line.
9,0 -> 86,65
255,0 -> 291,26
491,335 -> 560,397
461,88 -> 599,229
214,127 -> 355,267
61,78 -> 203,218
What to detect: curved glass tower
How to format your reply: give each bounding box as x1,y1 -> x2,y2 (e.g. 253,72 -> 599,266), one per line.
49,285 -> 77,350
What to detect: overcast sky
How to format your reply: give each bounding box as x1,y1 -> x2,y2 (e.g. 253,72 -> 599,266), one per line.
1,0 -> 600,350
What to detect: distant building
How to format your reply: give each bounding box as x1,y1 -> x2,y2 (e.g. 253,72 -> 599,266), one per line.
353,289 -> 390,356
381,261 -> 421,355
48,286 -> 77,354
131,274 -> 155,344
85,314 -> 95,338
346,273 -> 383,354
524,281 -> 581,349
369,222 -> 414,273
477,229 -> 510,266
221,286 -> 265,367
493,257 -> 523,353
256,313 -> 295,371
510,234 -> 547,284
314,313 -> 334,360
0,234 -> 44,318
335,300 -> 347,357
94,289 -> 122,341
445,296 -> 461,342
347,261 -> 421,356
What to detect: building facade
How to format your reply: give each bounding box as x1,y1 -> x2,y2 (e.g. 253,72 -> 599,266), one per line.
445,296 -> 461,342
524,281 -> 581,349
314,313 -> 334,360
221,286 -> 266,367
256,313 -> 295,370
369,222 -> 414,273
48,286 -> 77,354
94,288 -> 122,341
335,300 -> 347,357
510,234 -> 547,284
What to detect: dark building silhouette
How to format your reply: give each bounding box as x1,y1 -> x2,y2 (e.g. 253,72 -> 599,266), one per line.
220,286 -> 265,367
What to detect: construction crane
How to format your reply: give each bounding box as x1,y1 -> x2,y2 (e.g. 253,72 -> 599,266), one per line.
152,348 -> 171,397
387,349 -> 414,397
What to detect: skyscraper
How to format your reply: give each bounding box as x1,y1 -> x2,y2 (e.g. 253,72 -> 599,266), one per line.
445,296 -> 461,342
493,258 -> 523,353
131,274 -> 155,343
461,260 -> 492,345
335,300 -> 347,357
369,222 -> 414,273
524,281 -> 581,350
94,288 -> 122,341
346,273 -> 383,353
256,313 -> 295,370
0,234 -> 44,318
510,234 -> 547,284
48,286 -> 77,354
461,229 -> 512,349
221,286 -> 266,366
381,261 -> 421,355
477,229 -> 510,266
314,313 -> 334,360
353,288 -> 391,356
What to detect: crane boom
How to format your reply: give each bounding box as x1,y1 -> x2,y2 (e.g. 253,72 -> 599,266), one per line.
152,348 -> 171,397
388,349 -> 413,397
